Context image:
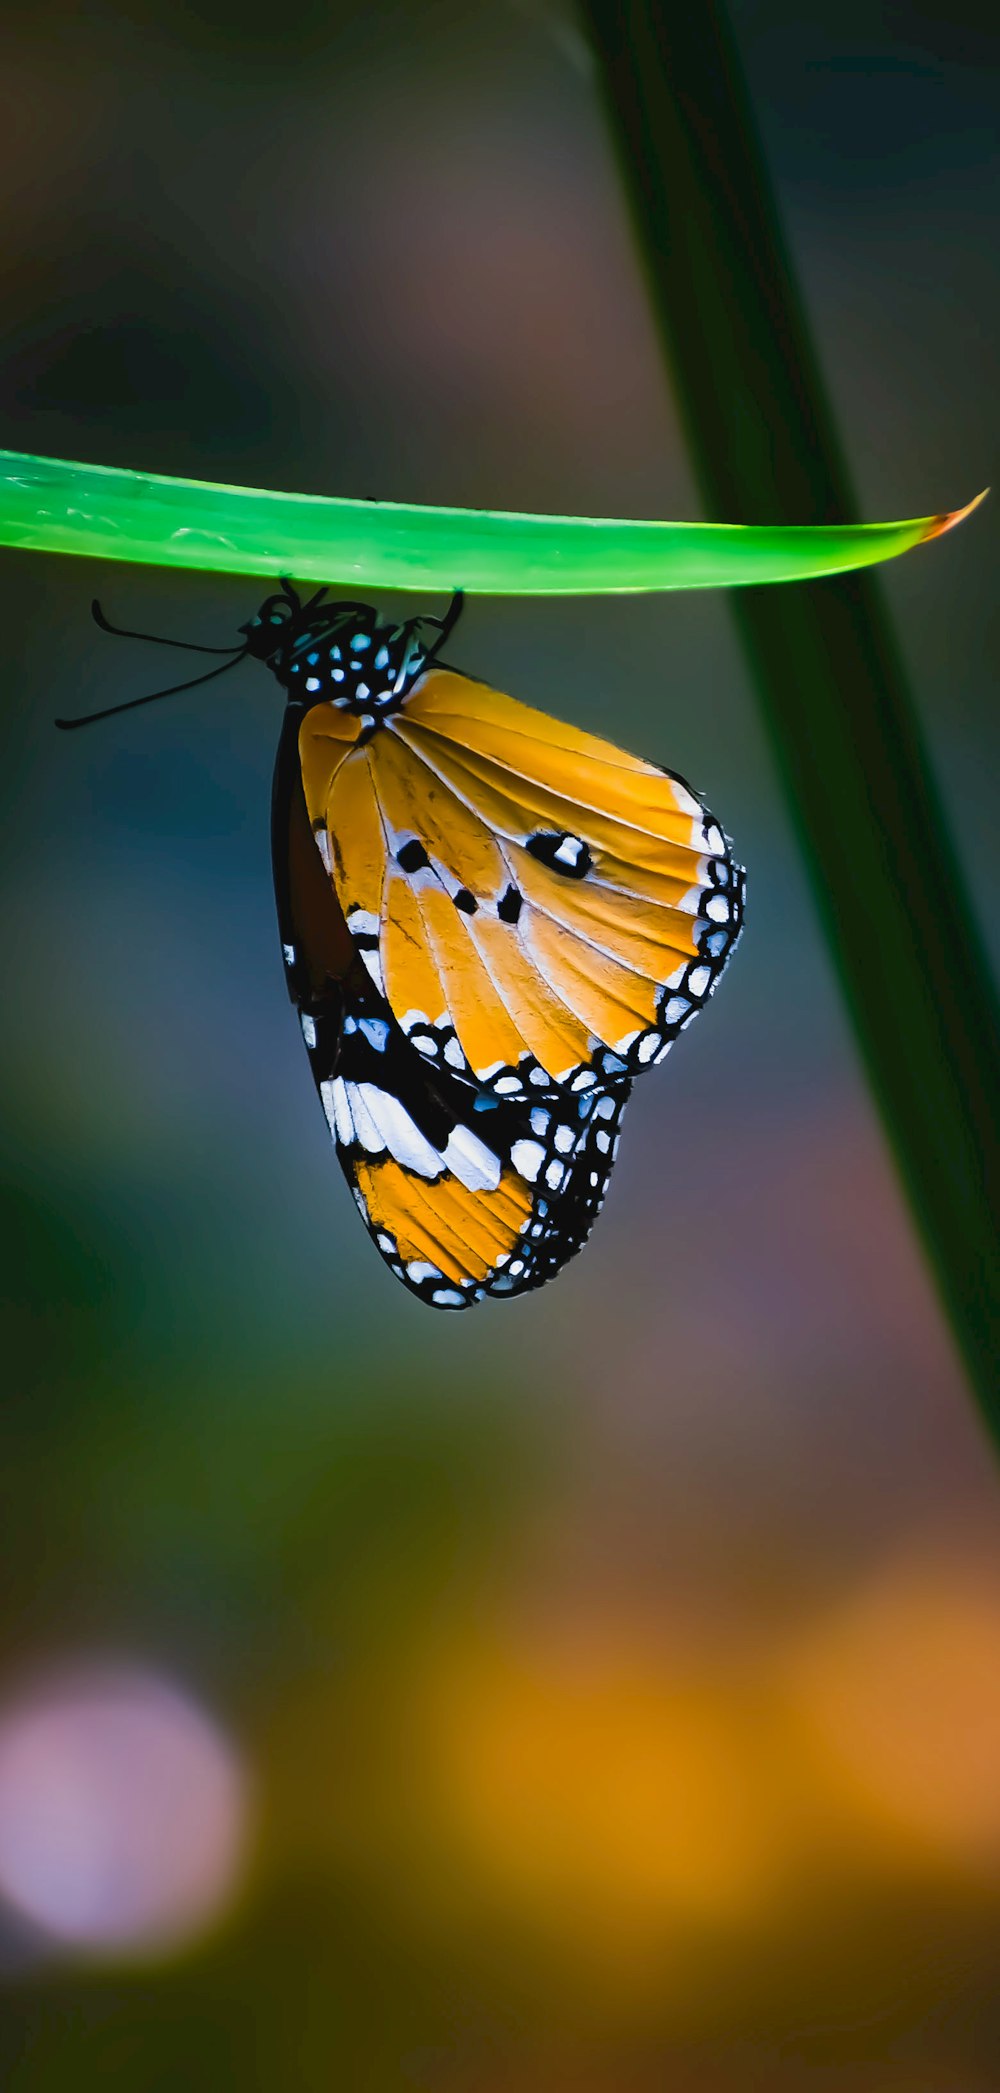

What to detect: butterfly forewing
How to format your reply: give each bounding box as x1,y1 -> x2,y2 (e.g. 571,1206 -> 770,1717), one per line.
298,665 -> 744,1102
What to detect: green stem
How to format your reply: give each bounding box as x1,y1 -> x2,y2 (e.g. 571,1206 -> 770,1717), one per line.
580,0 -> 999,1428
0,446 -> 976,595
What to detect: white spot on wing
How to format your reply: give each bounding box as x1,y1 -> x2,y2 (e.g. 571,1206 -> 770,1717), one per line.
321,1077 -> 355,1150
348,910 -> 380,938
511,1138 -> 545,1183
355,1085 -> 441,1177
359,946 -> 385,993
344,1082 -> 385,1154
442,1124 -> 502,1192
359,1017 -> 390,1052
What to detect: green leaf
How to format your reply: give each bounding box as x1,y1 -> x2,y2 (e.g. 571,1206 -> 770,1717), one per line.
581,0 -> 999,1426
0,447 -> 982,595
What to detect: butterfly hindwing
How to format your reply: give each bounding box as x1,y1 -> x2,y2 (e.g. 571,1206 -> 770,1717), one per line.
318,1012 -> 631,1307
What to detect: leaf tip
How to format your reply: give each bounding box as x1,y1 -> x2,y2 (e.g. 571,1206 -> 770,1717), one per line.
922,488 -> 989,542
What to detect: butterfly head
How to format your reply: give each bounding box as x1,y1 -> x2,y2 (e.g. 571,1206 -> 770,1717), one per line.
241,582 -> 464,720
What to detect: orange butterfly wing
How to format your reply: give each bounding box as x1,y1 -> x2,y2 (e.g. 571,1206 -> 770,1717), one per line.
298,667 -> 744,1096
276,703 -> 632,1308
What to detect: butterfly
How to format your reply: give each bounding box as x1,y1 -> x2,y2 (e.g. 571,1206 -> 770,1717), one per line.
60,583 -> 745,1309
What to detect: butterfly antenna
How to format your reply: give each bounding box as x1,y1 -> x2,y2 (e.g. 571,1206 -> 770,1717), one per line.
55,649 -> 248,731
91,599 -> 243,655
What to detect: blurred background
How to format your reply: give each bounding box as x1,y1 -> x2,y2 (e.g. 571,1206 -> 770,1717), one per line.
0,1 -> 997,2086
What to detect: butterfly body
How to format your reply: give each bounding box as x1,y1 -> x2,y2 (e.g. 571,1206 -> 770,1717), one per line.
259,583 -> 745,1308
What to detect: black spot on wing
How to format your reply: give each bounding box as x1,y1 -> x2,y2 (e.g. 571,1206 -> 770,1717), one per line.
497,883 -> 523,923
526,830 -> 593,879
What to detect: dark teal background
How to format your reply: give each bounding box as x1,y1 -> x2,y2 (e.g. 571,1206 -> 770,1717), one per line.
0,3 -> 997,2087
